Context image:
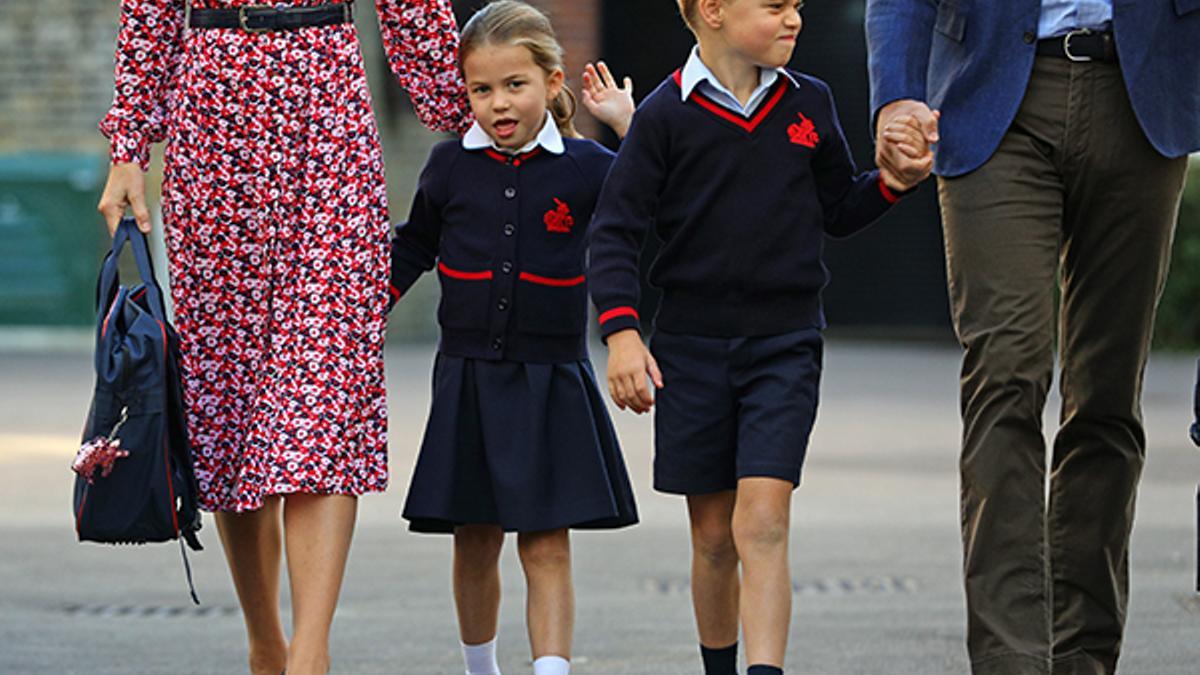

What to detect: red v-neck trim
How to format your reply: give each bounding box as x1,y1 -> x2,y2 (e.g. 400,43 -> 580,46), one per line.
671,68 -> 790,134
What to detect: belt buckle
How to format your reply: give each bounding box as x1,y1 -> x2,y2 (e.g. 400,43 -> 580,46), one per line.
238,5 -> 274,34
1063,28 -> 1094,63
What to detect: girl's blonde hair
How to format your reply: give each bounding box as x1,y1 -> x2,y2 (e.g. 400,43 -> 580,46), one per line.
460,1 -> 581,139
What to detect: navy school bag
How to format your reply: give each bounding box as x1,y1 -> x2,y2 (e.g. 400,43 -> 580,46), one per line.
73,218 -> 203,601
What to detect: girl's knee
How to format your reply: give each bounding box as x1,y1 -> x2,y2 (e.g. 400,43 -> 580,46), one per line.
517,529 -> 571,571
455,525 -> 505,561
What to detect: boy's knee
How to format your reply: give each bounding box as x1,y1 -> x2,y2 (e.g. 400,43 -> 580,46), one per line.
731,506 -> 789,552
691,520 -> 737,567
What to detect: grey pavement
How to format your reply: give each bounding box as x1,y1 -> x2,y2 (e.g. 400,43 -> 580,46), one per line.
1,340 -> 1198,674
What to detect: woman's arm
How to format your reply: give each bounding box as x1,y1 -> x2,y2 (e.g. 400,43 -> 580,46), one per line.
376,0 -> 473,135
99,0 -> 187,171
97,0 -> 186,234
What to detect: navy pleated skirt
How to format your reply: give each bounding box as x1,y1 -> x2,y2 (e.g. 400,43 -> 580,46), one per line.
402,354 -> 639,533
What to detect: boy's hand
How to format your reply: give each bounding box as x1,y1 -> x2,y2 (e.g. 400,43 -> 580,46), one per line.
606,329 -> 663,414
582,61 -> 635,139
879,113 -> 936,191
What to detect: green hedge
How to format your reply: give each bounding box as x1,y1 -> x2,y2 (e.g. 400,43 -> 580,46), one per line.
1154,158 -> 1200,350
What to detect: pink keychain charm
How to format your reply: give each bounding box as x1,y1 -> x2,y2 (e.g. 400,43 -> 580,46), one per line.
73,407 -> 131,484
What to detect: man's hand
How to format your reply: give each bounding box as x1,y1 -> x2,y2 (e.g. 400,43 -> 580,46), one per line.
605,329 -> 663,414
879,113 -> 935,191
875,99 -> 939,190
97,162 -> 151,236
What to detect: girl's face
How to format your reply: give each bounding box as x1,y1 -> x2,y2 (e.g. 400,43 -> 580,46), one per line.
463,43 -> 564,151
720,0 -> 804,69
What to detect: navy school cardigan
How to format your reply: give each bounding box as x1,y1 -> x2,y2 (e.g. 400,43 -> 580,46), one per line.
588,69 -> 909,339
391,138 -> 615,363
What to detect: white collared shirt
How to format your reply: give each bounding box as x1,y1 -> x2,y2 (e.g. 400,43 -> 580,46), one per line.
462,111 -> 565,155
679,45 -> 798,117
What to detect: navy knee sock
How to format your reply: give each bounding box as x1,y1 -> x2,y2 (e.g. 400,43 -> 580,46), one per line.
747,666 -> 782,675
700,642 -> 737,675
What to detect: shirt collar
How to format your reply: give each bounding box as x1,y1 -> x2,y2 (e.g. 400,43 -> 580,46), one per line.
679,45 -> 798,103
462,111 -> 565,155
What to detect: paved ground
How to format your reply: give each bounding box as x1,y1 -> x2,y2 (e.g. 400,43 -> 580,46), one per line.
1,339 -> 1198,674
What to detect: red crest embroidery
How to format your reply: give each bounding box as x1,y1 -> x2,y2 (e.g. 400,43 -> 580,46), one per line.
544,198 -> 575,233
787,113 -> 820,148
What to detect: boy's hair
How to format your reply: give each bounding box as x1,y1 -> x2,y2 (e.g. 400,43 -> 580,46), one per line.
460,1 -> 581,139
677,0 -> 700,32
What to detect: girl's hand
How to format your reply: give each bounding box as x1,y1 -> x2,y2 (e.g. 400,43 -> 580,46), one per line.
605,329 -> 663,414
582,61 -> 635,139
97,162 -> 152,236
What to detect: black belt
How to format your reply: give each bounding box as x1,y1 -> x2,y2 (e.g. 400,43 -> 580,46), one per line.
1036,28 -> 1117,63
188,2 -> 353,33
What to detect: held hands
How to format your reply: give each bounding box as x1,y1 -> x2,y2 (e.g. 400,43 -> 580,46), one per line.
97,162 -> 152,236
875,99 -> 939,192
605,329 -> 663,414
581,61 -> 635,139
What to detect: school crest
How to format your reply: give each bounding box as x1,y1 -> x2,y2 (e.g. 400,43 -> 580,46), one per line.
787,113 -> 820,148
544,198 -> 575,233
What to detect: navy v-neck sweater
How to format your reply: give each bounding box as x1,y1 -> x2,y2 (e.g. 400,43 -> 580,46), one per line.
588,69 -> 907,339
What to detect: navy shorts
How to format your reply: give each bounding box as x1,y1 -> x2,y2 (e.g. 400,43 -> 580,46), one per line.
650,328 -> 823,495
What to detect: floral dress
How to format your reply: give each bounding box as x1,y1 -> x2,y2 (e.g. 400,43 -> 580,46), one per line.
100,0 -> 471,512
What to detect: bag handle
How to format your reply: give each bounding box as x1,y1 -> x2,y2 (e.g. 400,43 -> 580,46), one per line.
97,218 -> 168,325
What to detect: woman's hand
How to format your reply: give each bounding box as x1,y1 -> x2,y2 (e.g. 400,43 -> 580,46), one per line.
97,162 -> 152,236
581,61 -> 635,139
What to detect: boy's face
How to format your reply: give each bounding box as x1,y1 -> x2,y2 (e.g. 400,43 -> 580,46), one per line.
463,43 -> 564,151
717,0 -> 803,69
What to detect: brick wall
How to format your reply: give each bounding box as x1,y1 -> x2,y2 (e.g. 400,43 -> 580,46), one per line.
0,0 -> 118,155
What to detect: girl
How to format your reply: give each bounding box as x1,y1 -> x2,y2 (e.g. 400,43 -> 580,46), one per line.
96,1 -> 469,673
388,3 -> 639,674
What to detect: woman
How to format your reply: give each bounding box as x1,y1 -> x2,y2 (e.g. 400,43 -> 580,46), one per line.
95,2 -> 470,673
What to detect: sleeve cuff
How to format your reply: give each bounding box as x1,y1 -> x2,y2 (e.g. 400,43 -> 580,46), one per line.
877,172 -> 917,205
598,306 -> 641,340
107,133 -> 151,171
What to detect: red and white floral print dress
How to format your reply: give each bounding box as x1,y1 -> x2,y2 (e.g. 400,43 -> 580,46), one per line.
100,0 -> 471,512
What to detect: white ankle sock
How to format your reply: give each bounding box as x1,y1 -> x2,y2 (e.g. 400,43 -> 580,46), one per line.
461,637 -> 500,675
532,655 -> 570,675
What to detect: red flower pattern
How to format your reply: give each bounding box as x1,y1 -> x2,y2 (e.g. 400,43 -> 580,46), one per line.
99,0 -> 472,512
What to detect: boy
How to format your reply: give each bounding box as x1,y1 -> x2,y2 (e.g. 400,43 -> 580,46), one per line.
588,1 -> 932,673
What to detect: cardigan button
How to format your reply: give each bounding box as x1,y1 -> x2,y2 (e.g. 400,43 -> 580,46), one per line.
497,297 -> 509,311
1023,31 -> 1035,44
491,337 -> 503,351
501,261 -> 513,274
504,223 -> 516,236
504,187 -> 517,199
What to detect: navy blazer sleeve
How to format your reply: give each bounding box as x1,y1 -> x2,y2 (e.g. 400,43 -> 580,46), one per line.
587,102 -> 670,339
390,143 -> 455,307
812,80 -> 904,239
864,0 -> 937,128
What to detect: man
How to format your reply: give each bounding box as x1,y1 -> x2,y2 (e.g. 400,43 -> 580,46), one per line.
864,1 -> 1200,674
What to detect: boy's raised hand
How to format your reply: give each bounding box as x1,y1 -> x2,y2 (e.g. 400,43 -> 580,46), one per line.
582,61 -> 635,139
605,329 -> 663,414
879,112 -> 937,191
